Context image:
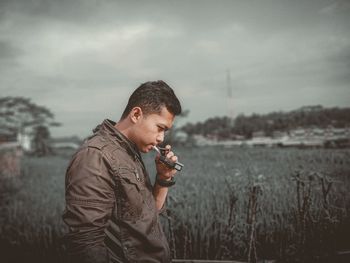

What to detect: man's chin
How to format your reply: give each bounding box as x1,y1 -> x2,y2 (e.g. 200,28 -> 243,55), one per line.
141,145 -> 154,153
138,146 -> 149,153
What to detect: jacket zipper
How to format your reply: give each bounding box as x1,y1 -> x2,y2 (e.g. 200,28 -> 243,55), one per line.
134,170 -> 140,181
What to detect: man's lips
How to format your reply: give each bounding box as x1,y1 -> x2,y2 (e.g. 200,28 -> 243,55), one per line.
147,144 -> 156,150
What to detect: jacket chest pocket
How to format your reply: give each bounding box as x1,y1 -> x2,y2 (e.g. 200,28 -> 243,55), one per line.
114,167 -> 145,220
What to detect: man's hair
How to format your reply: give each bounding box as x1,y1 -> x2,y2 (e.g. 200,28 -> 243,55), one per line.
121,80 -> 182,119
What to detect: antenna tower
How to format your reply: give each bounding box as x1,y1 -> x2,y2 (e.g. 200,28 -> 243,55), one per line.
226,69 -> 234,127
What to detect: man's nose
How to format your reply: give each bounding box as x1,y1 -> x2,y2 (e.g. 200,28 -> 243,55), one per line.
156,132 -> 164,143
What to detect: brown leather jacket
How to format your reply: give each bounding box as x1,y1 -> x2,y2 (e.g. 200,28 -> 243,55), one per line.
62,119 -> 171,263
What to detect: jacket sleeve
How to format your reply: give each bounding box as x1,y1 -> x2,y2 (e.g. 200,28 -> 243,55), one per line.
62,147 -> 115,263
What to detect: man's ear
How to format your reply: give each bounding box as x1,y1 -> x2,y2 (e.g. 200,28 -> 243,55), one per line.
130,107 -> 143,123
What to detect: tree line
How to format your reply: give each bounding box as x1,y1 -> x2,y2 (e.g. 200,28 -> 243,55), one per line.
180,105 -> 350,139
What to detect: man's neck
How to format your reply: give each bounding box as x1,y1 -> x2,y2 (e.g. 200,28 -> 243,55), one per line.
114,119 -> 133,142
113,119 -> 142,159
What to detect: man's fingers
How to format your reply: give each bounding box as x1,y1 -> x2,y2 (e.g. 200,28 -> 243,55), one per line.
165,151 -> 179,164
155,154 -> 160,162
166,151 -> 174,158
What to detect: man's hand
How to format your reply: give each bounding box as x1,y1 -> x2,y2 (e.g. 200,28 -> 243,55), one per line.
155,145 -> 178,180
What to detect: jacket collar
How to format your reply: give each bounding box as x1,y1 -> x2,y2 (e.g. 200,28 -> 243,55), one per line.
98,119 -> 142,162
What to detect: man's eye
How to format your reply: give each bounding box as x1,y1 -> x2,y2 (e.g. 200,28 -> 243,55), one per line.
158,126 -> 169,134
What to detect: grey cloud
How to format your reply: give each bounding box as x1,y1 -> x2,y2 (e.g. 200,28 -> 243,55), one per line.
323,47 -> 350,86
0,41 -> 21,59
0,41 -> 23,72
1,0 -> 349,136
2,0 -> 346,33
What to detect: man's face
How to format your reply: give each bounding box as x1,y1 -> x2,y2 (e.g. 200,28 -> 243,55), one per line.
132,106 -> 175,153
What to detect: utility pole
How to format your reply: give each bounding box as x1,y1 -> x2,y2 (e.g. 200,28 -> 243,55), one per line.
226,69 -> 234,127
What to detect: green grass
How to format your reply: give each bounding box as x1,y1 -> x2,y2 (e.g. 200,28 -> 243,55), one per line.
1,147 -> 349,262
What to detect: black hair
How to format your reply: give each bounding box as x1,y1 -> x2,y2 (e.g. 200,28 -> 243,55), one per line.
121,80 -> 182,119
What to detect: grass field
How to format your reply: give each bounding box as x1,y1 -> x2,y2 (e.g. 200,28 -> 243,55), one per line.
1,146 -> 349,262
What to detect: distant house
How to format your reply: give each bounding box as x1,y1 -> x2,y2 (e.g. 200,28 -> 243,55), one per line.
16,128 -> 32,151
282,126 -> 350,148
0,144 -> 22,177
312,128 -> 324,137
272,131 -> 288,139
0,128 -> 16,143
252,131 -> 265,138
174,130 -> 188,144
0,128 -> 22,177
298,105 -> 323,112
247,137 -> 275,147
193,134 -> 217,146
333,128 -> 349,136
290,128 -> 306,137
0,126 -> 33,152
233,134 -> 245,140
49,136 -> 82,150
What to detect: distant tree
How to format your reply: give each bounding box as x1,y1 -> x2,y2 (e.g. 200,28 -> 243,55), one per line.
0,97 -> 61,155
180,105 -> 350,139
32,125 -> 53,156
233,114 -> 255,138
164,109 -> 190,145
181,116 -> 235,139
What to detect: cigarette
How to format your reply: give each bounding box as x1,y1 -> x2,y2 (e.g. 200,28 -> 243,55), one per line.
152,146 -> 161,154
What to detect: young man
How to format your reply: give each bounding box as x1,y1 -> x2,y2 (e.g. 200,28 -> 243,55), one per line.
62,80 -> 182,263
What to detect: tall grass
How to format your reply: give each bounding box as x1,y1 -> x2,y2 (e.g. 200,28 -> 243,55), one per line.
0,147 -> 349,262
0,156 -> 68,263
143,147 -> 350,262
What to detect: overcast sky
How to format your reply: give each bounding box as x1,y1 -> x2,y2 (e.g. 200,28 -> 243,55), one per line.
1,0 -> 349,137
